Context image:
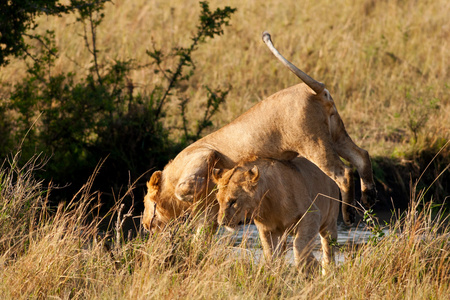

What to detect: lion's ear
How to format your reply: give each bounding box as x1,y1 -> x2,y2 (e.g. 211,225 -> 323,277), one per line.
211,168 -> 224,184
246,165 -> 260,185
147,171 -> 162,190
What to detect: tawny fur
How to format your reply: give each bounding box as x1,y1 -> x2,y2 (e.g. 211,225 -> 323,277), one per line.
213,157 -> 340,274
142,168 -> 219,233
142,32 -> 376,232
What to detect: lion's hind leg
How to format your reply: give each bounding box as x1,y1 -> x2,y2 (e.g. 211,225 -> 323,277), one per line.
330,116 -> 377,208
334,138 -> 377,208
302,144 -> 355,226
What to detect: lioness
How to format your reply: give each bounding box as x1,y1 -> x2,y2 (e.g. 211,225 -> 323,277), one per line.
142,170 -> 219,233
212,157 -> 340,273
143,32 -> 376,232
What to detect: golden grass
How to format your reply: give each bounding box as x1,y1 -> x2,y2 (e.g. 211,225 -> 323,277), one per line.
1,153 -> 450,299
1,1 -> 449,298
1,0 -> 448,158
1,1 -> 449,297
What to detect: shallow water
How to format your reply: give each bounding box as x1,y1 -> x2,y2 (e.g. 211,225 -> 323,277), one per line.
219,221 -> 390,263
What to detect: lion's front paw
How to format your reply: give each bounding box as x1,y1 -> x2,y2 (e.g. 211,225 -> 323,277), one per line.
175,175 -> 206,202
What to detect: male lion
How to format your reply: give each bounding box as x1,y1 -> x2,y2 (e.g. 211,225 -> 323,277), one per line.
212,157 -> 340,273
143,32 -> 376,231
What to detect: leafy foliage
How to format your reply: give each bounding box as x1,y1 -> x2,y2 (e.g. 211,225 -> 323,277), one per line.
3,1 -> 236,202
0,0 -> 111,66
363,209 -> 386,245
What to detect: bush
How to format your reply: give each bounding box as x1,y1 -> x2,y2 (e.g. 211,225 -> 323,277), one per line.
3,1 -> 236,203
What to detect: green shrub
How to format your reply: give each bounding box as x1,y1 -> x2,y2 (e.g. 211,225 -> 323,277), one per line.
4,1 -> 236,203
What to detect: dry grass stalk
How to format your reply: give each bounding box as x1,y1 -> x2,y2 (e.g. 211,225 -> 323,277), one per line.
0,152 -> 449,299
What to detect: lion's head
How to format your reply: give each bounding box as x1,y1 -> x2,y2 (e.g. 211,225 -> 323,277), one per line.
142,170 -> 190,233
142,171 -> 165,233
212,165 -> 260,231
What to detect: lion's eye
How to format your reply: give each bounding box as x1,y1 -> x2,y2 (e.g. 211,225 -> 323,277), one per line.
228,198 -> 237,208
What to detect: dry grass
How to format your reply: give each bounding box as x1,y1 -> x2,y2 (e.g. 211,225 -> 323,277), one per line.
1,2 -> 449,297
1,0 -> 449,157
1,153 -> 449,299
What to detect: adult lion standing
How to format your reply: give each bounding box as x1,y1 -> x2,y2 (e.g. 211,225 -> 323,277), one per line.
143,32 -> 376,232
212,157 -> 340,274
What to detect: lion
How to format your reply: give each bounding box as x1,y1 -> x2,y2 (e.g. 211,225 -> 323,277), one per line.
142,169 -> 219,233
143,32 -> 376,232
212,157 -> 340,274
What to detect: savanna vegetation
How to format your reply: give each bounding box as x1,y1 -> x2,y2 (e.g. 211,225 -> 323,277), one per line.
0,152 -> 449,299
1,0 -> 449,205
0,0 -> 449,298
